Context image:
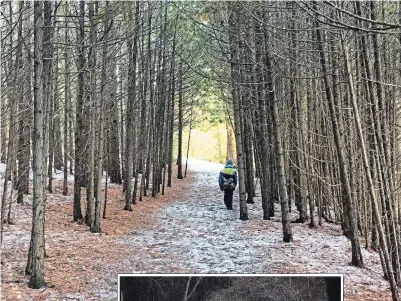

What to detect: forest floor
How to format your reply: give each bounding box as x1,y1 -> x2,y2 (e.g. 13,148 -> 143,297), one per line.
1,160 -> 392,300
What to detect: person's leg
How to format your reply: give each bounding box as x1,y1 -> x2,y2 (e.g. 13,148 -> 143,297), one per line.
224,191 -> 229,208
227,190 -> 233,209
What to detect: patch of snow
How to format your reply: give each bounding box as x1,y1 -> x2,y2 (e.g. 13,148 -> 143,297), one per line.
0,162 -> 5,175
52,169 -> 75,182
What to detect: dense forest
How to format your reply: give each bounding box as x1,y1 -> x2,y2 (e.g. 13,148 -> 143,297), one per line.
1,1 -> 401,300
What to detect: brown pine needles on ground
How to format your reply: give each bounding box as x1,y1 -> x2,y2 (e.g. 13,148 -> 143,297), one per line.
1,170 -> 194,300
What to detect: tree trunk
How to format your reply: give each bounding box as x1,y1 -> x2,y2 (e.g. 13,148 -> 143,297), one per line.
167,27 -> 176,186
17,0 -> 29,205
184,108 -> 193,178
229,2 -> 248,221
226,118 -> 234,162
124,2 -> 139,210
108,56 -> 122,184
177,61 -> 184,180
266,54 -> 292,242
86,0 -> 96,228
63,2 -> 70,196
53,26 -> 63,172
42,0 -> 54,195
73,0 -> 85,221
27,1 -> 45,288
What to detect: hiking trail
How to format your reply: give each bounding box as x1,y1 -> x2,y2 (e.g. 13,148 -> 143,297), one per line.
114,159 -> 390,300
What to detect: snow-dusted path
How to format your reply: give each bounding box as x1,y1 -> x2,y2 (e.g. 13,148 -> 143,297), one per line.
117,160 -> 390,298
122,159 -> 272,274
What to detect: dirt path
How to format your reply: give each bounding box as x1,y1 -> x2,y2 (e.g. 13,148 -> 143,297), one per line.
1,160 -> 392,300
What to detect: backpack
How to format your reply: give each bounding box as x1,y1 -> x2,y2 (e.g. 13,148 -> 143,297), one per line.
222,175 -> 235,190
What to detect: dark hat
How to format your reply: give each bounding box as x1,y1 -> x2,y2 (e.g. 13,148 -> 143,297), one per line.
225,159 -> 233,167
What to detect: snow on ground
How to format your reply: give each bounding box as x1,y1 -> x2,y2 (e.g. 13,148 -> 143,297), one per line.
116,159 -> 390,298
52,169 -> 75,182
0,162 -> 74,185
0,162 -> 5,175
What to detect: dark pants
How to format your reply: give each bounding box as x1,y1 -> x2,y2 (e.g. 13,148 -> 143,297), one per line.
224,189 -> 234,209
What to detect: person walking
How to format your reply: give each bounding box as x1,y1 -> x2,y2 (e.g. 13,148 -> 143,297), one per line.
218,159 -> 238,210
